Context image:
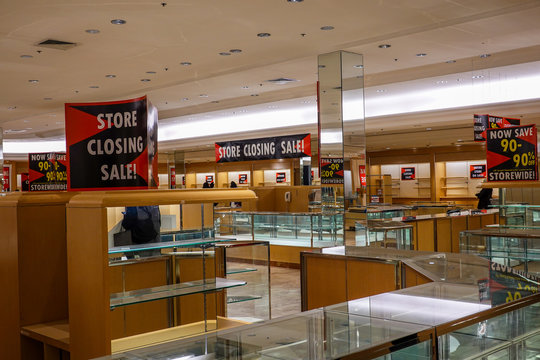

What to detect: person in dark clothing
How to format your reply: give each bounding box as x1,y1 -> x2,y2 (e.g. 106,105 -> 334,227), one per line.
476,188 -> 493,209
121,206 -> 161,244
202,182 -> 210,188
230,181 -> 237,188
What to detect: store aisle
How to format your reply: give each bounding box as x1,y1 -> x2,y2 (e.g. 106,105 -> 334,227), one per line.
270,266 -> 301,318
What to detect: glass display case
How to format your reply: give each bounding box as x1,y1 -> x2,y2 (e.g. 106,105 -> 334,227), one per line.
460,227 -> 540,275
216,241 -> 271,322
214,211 -> 344,248
495,204 -> 540,226
355,220 -> 413,249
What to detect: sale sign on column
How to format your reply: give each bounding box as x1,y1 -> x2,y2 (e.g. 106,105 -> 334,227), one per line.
486,125 -> 537,182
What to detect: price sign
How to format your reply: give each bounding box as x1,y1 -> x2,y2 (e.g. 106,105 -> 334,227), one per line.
276,172 -> 287,183
488,262 -> 539,305
470,164 -> 486,179
320,158 -> 344,184
28,152 -> 68,191
238,174 -> 248,184
401,167 -> 415,180
486,125 -> 537,182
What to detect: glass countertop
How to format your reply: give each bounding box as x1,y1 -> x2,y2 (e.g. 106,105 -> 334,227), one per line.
461,227 -> 540,238
108,238 -> 231,254
319,246 -> 434,261
327,282 -> 491,327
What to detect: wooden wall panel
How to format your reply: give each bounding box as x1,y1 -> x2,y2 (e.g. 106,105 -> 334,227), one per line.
303,256 -> 347,310
451,216 -> 468,253
347,261 -> 397,300
416,219 -> 435,252
403,265 -> 433,288
435,218 -> 452,253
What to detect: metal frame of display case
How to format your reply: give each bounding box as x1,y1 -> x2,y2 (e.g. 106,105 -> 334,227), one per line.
355,219 -> 413,249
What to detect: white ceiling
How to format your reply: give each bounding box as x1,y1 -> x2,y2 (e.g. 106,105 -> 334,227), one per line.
2,0 -> 540,161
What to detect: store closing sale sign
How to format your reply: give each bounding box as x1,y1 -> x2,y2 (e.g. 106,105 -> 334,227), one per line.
215,134 -> 311,162
65,95 -> 159,190
28,152 -> 67,191
486,125 -> 537,182
320,158 -> 344,184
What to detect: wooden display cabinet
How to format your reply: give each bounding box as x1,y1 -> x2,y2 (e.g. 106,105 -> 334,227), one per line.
65,189 -> 257,360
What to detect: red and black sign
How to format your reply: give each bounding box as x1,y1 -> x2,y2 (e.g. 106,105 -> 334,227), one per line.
2,166 -> 9,192
485,261 -> 539,306
28,153 -> 67,191
487,125 -> 537,182
169,166 -> 176,189
21,173 -> 29,191
276,172 -> 287,183
65,95 -> 158,191
401,167 -> 415,180
359,165 -> 367,187
474,114 -> 520,142
205,175 -> 214,184
215,134 -> 311,163
238,174 -> 248,184
321,158 -> 344,184
470,164 -> 486,179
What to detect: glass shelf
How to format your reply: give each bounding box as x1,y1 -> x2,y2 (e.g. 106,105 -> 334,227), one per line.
226,267 -> 257,275
110,277 -> 246,309
108,238 -> 230,255
227,295 -> 263,304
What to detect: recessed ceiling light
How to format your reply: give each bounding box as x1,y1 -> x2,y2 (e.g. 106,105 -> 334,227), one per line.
436,80 -> 448,84
85,29 -> 100,34
28,80 -> 39,83
318,65 -> 326,68
376,89 -> 386,93
241,86 -> 249,89
180,61 -> 192,66
89,85 -> 99,88
446,60 -> 456,63
266,77 -> 298,84
182,97 -> 189,101
302,100 -> 311,104
55,121 -> 63,125
320,26 -> 334,30
111,19 -> 126,25
20,55 -> 33,59
268,105 -> 278,109
353,64 -> 363,68
426,127 -> 432,131
378,44 -> 391,49
257,32 -> 271,37
146,71 -> 156,74
23,119 -> 30,122
105,74 -> 116,78
199,94 -> 208,97
287,0 -> 304,2
386,147 -> 391,150
416,53 -> 427,57
43,97 -> 52,100
480,54 -> 491,58
472,75 -> 484,79
8,106 -> 16,110
251,94 -> 259,97
211,101 -> 220,104
219,52 -> 231,56
229,49 -> 242,53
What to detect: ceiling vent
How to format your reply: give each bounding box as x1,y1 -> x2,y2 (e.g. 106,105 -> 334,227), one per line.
266,78 -> 298,85
36,39 -> 77,50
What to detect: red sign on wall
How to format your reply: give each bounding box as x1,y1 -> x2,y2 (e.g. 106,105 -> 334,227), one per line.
2,166 -> 9,192
276,172 -> 286,183
359,165 -> 367,187
170,166 -> 176,189
401,167 -> 415,180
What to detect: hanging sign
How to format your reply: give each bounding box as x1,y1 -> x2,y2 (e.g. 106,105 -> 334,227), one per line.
21,173 -> 29,191
401,167 -> 415,180
486,125 -> 537,182
65,95 -> 158,191
205,175 -> 214,184
215,134 -> 311,163
474,114 -> 520,142
276,172 -> 287,183
238,174 -> 248,184
321,158 -> 344,184
2,166 -> 9,192
28,153 -> 67,191
470,164 -> 486,179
